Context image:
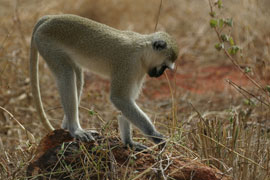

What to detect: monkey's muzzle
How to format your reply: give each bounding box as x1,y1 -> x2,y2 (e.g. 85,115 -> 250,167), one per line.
148,65 -> 168,78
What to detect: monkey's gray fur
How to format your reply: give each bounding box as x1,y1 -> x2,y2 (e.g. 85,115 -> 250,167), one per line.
30,14 -> 179,150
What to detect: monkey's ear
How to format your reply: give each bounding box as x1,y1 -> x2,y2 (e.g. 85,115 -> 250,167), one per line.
152,40 -> 167,51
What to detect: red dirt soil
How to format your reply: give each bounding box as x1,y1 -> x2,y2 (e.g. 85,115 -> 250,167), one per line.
144,64 -> 253,99
84,63 -> 255,100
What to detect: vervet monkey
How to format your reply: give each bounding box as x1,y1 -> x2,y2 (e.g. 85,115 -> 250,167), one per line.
30,14 -> 179,149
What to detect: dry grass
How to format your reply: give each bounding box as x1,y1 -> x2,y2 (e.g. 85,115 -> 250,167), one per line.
0,0 -> 270,179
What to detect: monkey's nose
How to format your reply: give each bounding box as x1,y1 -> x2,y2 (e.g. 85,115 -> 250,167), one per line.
167,63 -> 175,70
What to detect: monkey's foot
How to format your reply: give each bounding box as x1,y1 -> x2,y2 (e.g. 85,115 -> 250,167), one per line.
125,141 -> 148,151
71,129 -> 97,142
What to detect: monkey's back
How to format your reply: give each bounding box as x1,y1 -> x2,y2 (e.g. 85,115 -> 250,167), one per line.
35,15 -> 144,58
33,14 -> 146,78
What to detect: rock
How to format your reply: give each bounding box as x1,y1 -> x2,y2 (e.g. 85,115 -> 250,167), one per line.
27,129 -> 230,180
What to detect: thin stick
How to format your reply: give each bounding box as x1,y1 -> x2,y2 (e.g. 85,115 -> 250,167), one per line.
154,0 -> 163,31
227,79 -> 270,107
0,106 -> 35,142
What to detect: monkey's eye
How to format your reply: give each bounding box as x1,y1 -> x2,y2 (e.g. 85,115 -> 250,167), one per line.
152,40 -> 167,51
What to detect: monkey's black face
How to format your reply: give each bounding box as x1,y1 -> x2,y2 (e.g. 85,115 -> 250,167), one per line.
148,65 -> 168,78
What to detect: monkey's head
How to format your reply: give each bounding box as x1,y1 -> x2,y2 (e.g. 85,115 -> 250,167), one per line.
144,31 -> 179,78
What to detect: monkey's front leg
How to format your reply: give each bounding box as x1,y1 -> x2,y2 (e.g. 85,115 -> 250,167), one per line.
118,115 -> 147,151
111,96 -> 165,147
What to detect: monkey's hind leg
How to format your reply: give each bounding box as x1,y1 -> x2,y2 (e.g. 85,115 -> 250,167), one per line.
118,115 -> 147,151
61,65 -> 84,130
44,52 -> 95,142
56,66 -> 95,142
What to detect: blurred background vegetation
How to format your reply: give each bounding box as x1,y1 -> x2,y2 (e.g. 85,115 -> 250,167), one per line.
0,0 -> 270,179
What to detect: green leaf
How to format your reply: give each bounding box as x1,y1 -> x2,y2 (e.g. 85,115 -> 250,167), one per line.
225,18 -> 233,27
210,19 -> 218,28
229,37 -> 235,45
217,0 -> 223,8
215,43 -> 224,51
229,45 -> 240,55
215,0 -> 223,8
243,99 -> 254,106
244,67 -> 251,73
229,116 -> 233,123
266,85 -> 270,93
221,34 -> 229,42
218,19 -> 224,28
209,11 -> 216,17
89,110 -> 96,115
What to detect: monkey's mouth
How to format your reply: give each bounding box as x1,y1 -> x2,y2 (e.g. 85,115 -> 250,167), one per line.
148,66 -> 167,78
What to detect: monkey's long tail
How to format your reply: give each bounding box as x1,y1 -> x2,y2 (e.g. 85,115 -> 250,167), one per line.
30,37 -> 54,131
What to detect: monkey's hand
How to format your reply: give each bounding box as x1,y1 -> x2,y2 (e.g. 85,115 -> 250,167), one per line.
150,132 -> 167,150
125,141 -> 148,151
